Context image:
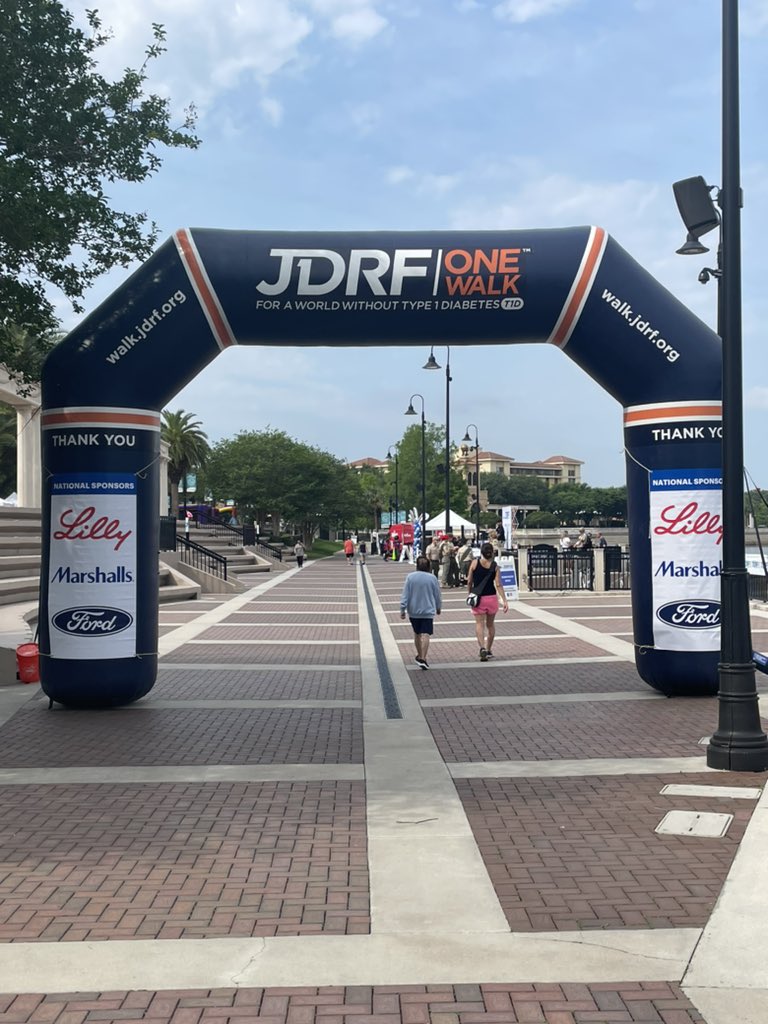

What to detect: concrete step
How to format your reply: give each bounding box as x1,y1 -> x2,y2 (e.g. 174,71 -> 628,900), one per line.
159,583 -> 200,603
0,537 -> 41,555
0,507 -> 41,522
230,562 -> 270,575
0,555 -> 41,579
0,577 -> 40,606
0,519 -> 43,535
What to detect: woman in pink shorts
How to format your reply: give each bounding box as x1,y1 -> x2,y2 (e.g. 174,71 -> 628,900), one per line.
466,542 -> 509,661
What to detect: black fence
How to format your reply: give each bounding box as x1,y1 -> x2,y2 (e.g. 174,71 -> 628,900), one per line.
604,546 -> 631,591
527,545 -> 594,591
525,544 -> 631,592
749,574 -> 768,603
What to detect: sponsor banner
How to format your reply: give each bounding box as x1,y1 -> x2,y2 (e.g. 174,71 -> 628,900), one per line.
501,505 -> 514,547
498,555 -> 520,601
48,473 -> 137,660
650,469 -> 722,652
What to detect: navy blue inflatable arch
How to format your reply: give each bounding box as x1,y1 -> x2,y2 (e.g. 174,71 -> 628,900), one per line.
40,227 -> 722,706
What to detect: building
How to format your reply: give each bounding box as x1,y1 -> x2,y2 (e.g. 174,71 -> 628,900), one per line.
347,457 -> 388,472
455,447 -> 583,489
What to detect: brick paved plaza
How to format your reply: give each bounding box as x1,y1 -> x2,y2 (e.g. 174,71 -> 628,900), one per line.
2,555 -> 768,1022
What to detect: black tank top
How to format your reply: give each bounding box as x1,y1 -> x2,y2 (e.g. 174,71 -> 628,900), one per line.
471,559 -> 497,596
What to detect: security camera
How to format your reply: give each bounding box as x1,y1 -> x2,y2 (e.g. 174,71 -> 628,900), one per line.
698,268 -> 711,284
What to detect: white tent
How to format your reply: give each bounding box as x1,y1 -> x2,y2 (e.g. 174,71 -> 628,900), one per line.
423,510 -> 477,534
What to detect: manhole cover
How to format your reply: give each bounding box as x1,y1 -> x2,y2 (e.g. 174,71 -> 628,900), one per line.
655,810 -> 733,838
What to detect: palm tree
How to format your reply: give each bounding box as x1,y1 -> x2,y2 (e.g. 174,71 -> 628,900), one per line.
161,409 -> 210,516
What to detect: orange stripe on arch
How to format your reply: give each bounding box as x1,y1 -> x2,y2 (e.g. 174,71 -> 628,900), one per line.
624,404 -> 722,425
550,226 -> 606,349
42,411 -> 160,428
175,229 -> 236,350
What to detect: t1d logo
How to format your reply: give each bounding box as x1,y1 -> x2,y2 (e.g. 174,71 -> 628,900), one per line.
52,607 -> 133,636
656,601 -> 721,629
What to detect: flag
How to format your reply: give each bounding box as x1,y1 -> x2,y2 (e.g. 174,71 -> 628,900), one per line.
412,507 -> 422,559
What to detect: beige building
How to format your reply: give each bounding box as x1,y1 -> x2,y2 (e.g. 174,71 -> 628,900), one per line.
347,457 -> 388,472
455,447 -> 583,489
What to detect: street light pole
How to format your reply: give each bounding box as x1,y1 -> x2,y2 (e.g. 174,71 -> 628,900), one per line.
386,446 -> 399,525
462,424 -> 481,539
707,0 -> 768,770
424,347 -> 451,535
405,395 -> 427,552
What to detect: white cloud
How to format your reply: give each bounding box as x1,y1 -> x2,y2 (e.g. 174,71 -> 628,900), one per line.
260,97 -> 284,126
386,166 -> 460,195
746,387 -> 768,410
66,0 -> 386,116
742,0 -> 768,35
493,0 -> 579,23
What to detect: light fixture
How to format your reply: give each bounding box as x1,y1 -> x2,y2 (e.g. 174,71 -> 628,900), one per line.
423,348 -> 440,371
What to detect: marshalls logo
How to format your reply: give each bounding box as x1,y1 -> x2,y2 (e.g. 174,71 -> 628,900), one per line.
656,601 -> 721,630
52,607 -> 133,636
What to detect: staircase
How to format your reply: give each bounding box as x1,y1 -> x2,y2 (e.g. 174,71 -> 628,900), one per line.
186,525 -> 274,580
0,507 -> 201,606
0,507 -> 42,605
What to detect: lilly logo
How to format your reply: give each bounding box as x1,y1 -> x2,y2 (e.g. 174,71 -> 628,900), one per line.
656,601 -> 721,629
52,607 -> 133,636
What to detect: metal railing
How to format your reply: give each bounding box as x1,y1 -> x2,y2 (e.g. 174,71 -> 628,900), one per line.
176,534 -> 228,580
527,546 -> 594,591
252,537 -> 284,561
749,574 -> 768,603
604,547 -> 631,591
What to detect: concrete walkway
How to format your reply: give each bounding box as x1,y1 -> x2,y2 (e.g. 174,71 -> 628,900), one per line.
0,555 -> 767,1022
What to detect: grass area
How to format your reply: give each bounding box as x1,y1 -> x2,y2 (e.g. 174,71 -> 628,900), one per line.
306,539 -> 343,560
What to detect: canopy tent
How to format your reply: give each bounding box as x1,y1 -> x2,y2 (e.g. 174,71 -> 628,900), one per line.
423,510 -> 477,534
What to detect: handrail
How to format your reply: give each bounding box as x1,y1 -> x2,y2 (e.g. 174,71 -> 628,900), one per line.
176,534 -> 228,580
252,538 -> 283,561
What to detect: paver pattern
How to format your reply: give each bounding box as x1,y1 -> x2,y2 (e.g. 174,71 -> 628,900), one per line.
0,981 -> 706,1023
162,644 -> 359,666
0,707 -> 363,766
411,662 -> 646,700
198,625 -> 360,642
390,621 -> 561,639
424,700 -> 733,761
457,773 -> 758,930
405,637 -> 609,664
154,668 -> 361,701
0,781 -> 368,942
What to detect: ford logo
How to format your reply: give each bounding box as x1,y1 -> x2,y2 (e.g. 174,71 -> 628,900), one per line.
656,600 -> 721,629
52,606 -> 133,636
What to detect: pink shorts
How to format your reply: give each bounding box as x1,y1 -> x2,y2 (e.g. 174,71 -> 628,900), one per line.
471,595 -> 499,617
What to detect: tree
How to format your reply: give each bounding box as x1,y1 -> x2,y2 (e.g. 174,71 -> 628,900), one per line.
395,421 -> 468,522
0,2 -> 200,382
481,472 -> 549,510
161,409 -> 210,516
206,429 -> 363,542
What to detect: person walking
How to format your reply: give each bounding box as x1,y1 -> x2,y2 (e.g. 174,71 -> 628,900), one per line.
293,540 -> 305,568
344,537 -> 355,564
358,540 -> 367,564
399,555 -> 442,669
440,536 -> 455,587
466,541 -> 509,661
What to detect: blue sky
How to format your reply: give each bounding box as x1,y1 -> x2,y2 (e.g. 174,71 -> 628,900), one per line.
61,0 -> 768,489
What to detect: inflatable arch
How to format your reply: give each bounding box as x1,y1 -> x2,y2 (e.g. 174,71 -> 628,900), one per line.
40,226 -> 723,706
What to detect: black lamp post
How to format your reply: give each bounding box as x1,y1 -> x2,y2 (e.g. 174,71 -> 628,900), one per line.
462,424 -> 481,539
405,394 -> 427,551
386,445 -> 399,526
424,346 -> 451,535
673,0 -> 768,771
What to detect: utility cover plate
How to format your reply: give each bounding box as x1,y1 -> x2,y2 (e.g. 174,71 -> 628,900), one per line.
660,784 -> 761,801
655,810 -> 733,838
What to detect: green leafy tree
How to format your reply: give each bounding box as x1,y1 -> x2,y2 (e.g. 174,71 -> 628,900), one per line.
206,429 -> 363,543
1,1 -> 200,382
357,465 -> 388,529
161,409 -> 210,516
481,471 -> 549,510
395,422 -> 467,523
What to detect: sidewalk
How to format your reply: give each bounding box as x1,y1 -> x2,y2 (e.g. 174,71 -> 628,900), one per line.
0,556 -> 767,1022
